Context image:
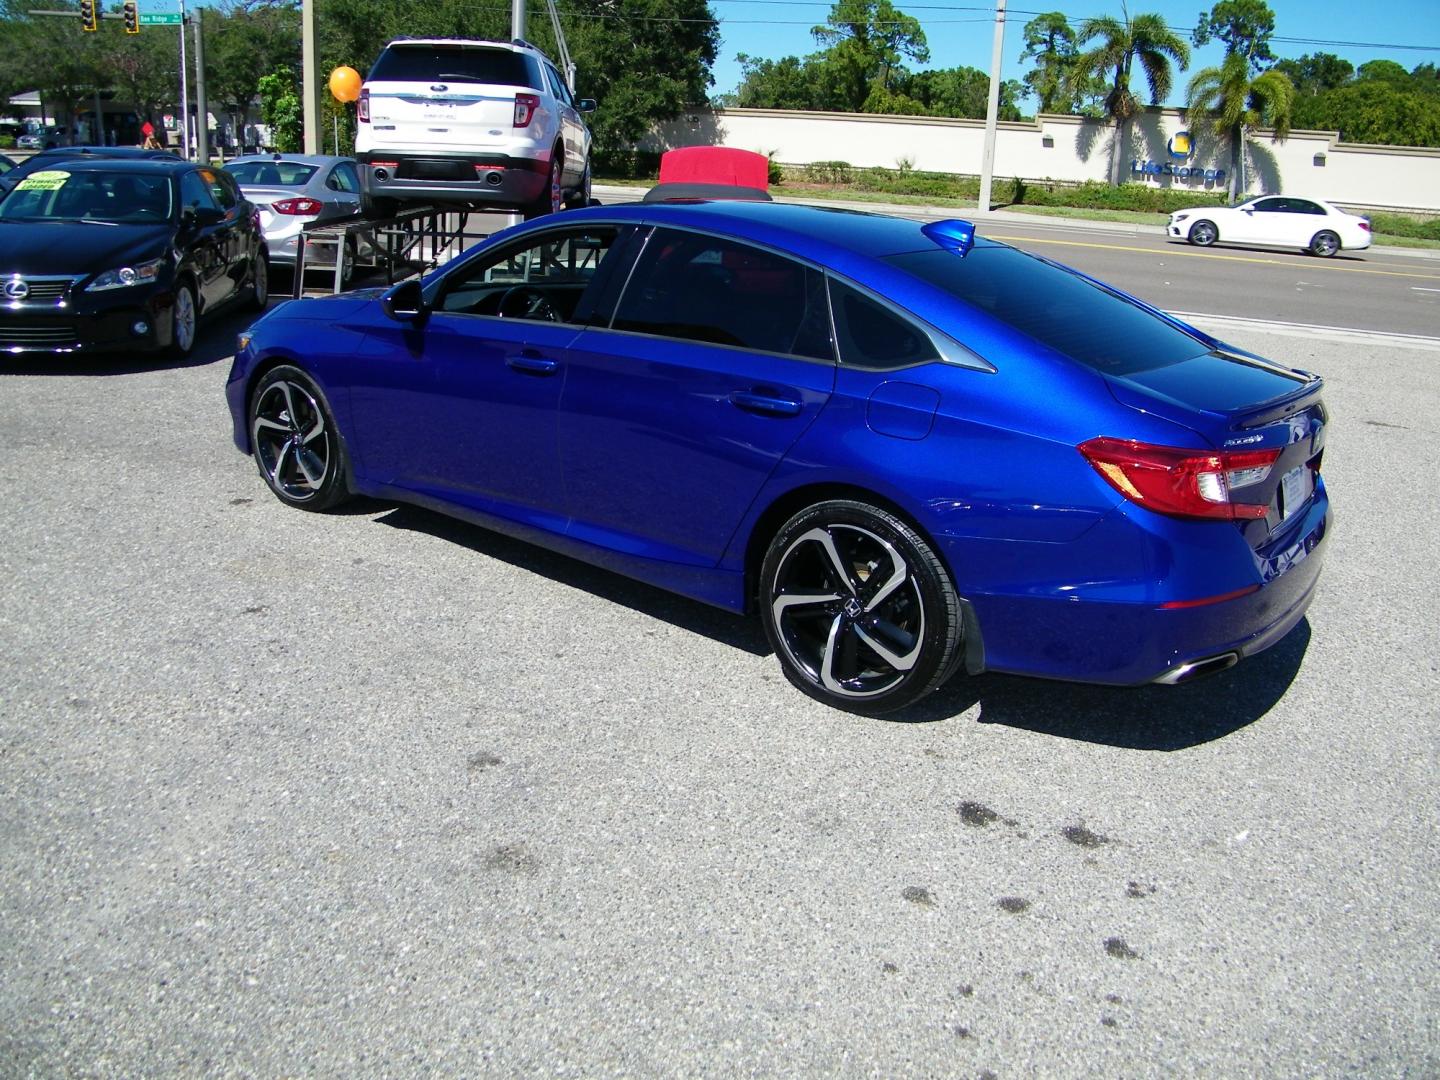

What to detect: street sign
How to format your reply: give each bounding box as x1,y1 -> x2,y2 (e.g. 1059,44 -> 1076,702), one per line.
139,12 -> 183,24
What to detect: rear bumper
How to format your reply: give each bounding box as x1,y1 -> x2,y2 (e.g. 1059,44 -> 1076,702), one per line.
357,150 -> 548,208
953,489 -> 1332,686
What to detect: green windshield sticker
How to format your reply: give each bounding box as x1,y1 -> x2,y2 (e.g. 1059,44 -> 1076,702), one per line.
16,170 -> 71,191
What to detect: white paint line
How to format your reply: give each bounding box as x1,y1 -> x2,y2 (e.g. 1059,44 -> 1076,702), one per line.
1411,287 -> 1440,293
1167,310 -> 1440,353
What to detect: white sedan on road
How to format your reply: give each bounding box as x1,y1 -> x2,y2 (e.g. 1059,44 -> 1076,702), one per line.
1169,196 -> 1372,257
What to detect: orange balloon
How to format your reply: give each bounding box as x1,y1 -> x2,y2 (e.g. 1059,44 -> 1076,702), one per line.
329,66 -> 362,103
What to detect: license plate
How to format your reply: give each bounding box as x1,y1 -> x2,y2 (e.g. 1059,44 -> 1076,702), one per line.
1280,464 -> 1311,520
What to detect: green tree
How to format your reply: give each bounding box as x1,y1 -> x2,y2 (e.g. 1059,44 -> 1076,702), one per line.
732,54 -> 821,110
905,66 -> 1022,120
0,0 -> 107,143
1074,10 -> 1190,184
258,68 -> 302,151
1192,0 -> 1275,72
1292,79 -> 1440,147
1354,60 -> 1410,86
1272,52 -> 1352,97
811,0 -> 928,111
207,1 -> 301,145
1185,50 -> 1293,198
102,18 -> 179,134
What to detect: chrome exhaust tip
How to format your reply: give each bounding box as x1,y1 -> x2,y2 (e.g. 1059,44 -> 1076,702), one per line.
1154,652 -> 1240,686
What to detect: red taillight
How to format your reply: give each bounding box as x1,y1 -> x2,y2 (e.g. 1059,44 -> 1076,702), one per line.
358,88 -> 369,123
1359,221 -> 1371,232
513,93 -> 540,128
271,197 -> 323,216
1079,437 -> 1281,521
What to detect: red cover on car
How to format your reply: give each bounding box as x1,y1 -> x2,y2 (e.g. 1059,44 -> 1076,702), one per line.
657,147 -> 770,191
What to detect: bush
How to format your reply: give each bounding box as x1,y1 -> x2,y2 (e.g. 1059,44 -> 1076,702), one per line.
592,148 -> 663,180
805,160 -> 855,184
1366,211 -> 1440,240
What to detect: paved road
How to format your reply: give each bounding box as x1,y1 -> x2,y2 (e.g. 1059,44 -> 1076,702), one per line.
1,293 -> 1437,1073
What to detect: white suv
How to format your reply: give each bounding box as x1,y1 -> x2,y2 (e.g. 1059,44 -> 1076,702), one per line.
356,38 -> 595,218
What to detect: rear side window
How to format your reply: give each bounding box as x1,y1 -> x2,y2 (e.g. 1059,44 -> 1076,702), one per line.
368,45 -> 540,88
612,229 -> 833,361
887,247 -> 1208,375
829,279 -> 941,369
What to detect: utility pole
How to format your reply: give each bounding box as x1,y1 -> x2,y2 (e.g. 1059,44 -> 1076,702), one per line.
193,8 -> 209,163
302,0 -> 318,152
178,0 -> 190,158
977,0 -> 1006,215
512,0 -> 525,42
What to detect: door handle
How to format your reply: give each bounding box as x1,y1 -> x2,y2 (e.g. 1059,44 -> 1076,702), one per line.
730,389 -> 802,417
508,353 -> 559,375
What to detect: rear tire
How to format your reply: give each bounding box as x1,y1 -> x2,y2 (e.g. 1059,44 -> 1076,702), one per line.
564,156 -> 592,210
1309,230 -> 1340,257
524,153 -> 563,220
1188,220 -> 1218,247
760,499 -> 964,715
165,280 -> 197,360
360,189 -> 398,219
245,251 -> 269,311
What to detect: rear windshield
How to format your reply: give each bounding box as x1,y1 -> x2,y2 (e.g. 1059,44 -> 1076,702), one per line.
887,247 -> 1208,375
368,44 -> 539,88
225,161 -> 318,186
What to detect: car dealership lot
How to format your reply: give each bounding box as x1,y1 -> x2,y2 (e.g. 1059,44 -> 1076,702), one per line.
1,319 -> 1436,1075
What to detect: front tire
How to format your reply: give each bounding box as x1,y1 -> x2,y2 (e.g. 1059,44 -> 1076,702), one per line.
166,280 -> 197,360
249,365 -> 351,512
760,500 -> 964,714
1188,220 -> 1218,247
1309,230 -> 1341,257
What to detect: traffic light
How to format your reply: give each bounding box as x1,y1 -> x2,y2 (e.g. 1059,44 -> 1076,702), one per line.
123,0 -> 139,33
79,0 -> 97,32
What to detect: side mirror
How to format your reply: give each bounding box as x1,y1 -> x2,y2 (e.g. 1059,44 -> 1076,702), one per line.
382,279 -> 428,323
577,98 -> 597,114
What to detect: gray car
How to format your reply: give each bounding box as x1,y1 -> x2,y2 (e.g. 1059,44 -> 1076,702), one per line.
223,154 -> 366,277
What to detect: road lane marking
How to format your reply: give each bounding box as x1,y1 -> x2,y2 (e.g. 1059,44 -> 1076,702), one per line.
1412,287 -> 1440,293
1169,310 -> 1440,352
988,234 -> 1440,282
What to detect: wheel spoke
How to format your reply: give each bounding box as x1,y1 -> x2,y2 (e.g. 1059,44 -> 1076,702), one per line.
772,590 -> 841,622
797,527 -> 858,596
270,440 -> 294,485
302,414 -> 326,444
253,415 -> 289,435
863,542 -> 909,612
819,615 -> 848,693
277,382 -> 300,430
854,619 -> 922,673
295,445 -> 326,488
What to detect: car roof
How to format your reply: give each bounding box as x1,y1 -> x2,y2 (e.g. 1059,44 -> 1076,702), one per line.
226,154 -> 353,167
588,199 -> 989,263
25,157 -> 197,175
35,146 -> 178,159
382,37 -> 531,50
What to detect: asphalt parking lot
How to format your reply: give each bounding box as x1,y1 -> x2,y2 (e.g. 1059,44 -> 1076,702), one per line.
1,310 -> 1436,1076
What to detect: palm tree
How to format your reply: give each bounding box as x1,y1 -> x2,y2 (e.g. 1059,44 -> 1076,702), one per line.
1186,51 -> 1295,201
1074,9 -> 1190,184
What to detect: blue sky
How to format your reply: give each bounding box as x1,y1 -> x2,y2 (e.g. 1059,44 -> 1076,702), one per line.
706,0 -> 1440,106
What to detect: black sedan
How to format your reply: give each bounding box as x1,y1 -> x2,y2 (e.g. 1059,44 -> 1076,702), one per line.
0,158 -> 268,357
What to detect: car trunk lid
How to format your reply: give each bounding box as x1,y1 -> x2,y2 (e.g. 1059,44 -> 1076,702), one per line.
1107,349 -> 1327,547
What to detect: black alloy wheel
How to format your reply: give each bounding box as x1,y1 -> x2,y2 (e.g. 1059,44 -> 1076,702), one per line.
760,500 -> 964,714
1309,230 -> 1341,257
249,365 -> 351,511
1189,220 -> 1218,247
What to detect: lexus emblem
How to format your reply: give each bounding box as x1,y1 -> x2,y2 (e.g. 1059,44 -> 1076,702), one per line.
3,278 -> 28,301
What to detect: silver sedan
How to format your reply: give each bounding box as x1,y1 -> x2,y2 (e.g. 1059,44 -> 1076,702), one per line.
224,154 -> 368,278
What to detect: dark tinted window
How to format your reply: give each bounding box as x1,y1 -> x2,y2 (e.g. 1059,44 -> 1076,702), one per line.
1252,198 -> 1285,213
612,230 -> 833,360
438,226 -> 621,323
369,45 -> 540,88
203,167 -> 238,209
830,279 -> 940,369
888,247 -> 1208,375
179,171 -> 219,212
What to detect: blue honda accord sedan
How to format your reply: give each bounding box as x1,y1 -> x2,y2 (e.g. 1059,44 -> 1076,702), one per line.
225,200 -> 1330,714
